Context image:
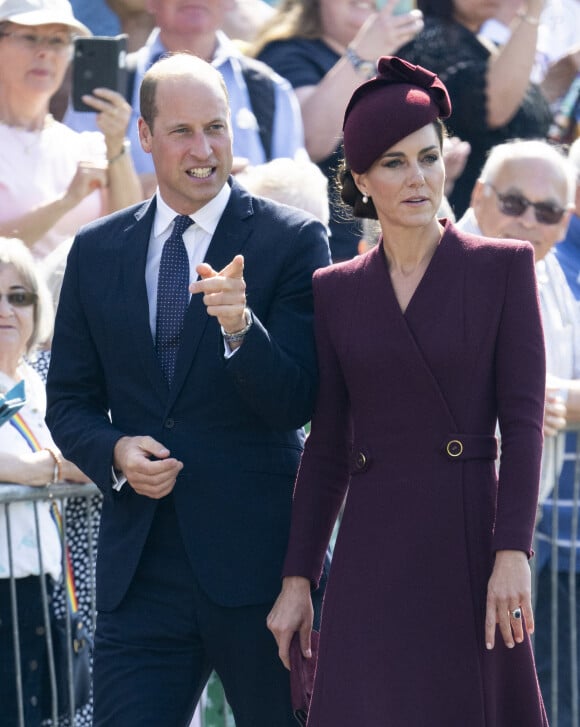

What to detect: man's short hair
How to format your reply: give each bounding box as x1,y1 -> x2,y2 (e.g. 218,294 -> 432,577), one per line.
479,139 -> 576,207
140,52 -> 230,132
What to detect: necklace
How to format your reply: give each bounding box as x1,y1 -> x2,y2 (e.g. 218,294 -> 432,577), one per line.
0,114 -> 54,154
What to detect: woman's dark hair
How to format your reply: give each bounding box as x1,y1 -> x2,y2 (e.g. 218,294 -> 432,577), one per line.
416,0 -> 454,19
249,0 -> 322,58
339,119 -> 446,220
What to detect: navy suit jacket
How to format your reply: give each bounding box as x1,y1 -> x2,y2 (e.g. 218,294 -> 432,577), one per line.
46,178 -> 331,611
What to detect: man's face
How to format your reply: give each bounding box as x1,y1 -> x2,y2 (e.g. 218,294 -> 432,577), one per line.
472,158 -> 571,262
138,72 -> 233,214
145,0 -> 234,34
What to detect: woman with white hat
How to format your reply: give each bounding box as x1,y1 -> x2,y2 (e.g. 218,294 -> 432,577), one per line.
0,0 -> 142,258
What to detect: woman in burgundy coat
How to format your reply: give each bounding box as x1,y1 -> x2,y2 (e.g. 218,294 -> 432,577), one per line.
267,56 -> 549,726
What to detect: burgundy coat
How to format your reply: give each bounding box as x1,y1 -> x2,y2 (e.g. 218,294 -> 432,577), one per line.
283,222 -> 548,726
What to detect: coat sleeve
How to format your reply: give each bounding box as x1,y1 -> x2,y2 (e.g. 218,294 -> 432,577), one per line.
493,243 -> 546,555
281,268 -> 354,586
224,216 -> 331,430
45,236 -> 126,497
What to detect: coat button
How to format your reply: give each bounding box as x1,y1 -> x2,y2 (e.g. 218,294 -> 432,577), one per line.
164,418 -> 175,429
446,440 -> 463,457
356,452 -> 367,469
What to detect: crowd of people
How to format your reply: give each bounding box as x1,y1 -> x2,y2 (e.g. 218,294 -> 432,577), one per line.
0,0 -> 579,726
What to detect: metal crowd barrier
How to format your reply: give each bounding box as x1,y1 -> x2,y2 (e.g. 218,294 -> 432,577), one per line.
0,482 -> 236,727
532,425 -> 580,727
1,482 -> 100,727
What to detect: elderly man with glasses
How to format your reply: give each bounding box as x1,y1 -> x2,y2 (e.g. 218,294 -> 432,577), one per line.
456,138 -> 579,724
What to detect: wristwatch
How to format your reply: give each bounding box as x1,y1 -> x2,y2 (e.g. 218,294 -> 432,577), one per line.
345,46 -> 376,79
221,309 -> 253,345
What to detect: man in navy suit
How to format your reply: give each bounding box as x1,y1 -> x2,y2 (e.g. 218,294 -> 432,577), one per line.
46,53 -> 331,727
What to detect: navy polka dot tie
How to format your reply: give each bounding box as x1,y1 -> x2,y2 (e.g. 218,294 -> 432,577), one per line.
155,214 -> 193,384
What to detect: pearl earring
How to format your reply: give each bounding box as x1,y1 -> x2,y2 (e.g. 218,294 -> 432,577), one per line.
362,194 -> 369,204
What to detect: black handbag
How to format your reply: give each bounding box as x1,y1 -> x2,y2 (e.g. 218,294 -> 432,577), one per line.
42,503 -> 93,720
47,609 -> 92,715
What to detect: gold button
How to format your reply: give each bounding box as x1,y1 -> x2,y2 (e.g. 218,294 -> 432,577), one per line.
446,440 -> 463,457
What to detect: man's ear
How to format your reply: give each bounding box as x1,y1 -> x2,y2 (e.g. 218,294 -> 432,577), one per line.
138,117 -> 152,154
557,209 -> 573,243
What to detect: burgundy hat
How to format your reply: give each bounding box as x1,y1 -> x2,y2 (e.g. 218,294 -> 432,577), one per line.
343,56 -> 451,174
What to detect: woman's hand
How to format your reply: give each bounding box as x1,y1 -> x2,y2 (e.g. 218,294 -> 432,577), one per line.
442,136 -> 471,198
61,459 -> 92,484
64,161 -> 108,207
351,0 -> 424,61
17,451 -> 90,486
267,576 -> 314,669
80,87 -> 132,160
18,449 -> 61,486
544,389 -> 567,437
485,549 -> 533,650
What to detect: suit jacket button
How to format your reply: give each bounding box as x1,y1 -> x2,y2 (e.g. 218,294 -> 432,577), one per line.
356,452 -> 367,469
164,418 -> 175,429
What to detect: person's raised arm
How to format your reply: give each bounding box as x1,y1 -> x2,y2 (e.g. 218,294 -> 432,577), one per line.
0,162 -> 107,248
82,87 -> 143,209
486,0 -> 546,127
297,1 -> 423,161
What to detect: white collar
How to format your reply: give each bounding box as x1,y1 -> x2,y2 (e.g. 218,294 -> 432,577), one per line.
153,183 -> 232,238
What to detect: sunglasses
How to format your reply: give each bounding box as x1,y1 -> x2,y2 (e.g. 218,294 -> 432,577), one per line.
487,184 -> 567,225
0,291 -> 38,307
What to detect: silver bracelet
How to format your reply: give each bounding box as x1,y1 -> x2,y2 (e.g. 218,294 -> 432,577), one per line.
222,310 -> 252,344
107,138 -> 130,164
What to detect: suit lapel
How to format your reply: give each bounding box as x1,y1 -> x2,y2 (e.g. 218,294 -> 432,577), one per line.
168,181 -> 254,408
120,198 -> 169,401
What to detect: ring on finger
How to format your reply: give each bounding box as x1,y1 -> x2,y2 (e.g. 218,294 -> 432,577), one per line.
510,607 -> 522,620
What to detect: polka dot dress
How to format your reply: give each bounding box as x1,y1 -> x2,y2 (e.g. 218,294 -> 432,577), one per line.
33,351 -> 102,727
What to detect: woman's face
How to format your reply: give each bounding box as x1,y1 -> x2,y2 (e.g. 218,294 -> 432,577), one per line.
319,0 -> 378,48
452,0 -> 500,31
0,264 -> 35,365
0,22 -> 72,99
353,123 -> 445,231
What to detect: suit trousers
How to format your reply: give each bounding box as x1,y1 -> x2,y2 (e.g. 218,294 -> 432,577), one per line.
92,495 -> 297,727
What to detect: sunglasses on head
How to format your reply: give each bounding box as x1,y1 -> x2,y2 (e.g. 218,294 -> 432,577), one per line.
486,184 -> 567,225
0,291 -> 38,307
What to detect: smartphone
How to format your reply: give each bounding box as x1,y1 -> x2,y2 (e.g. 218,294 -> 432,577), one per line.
376,0 -> 416,13
72,35 -> 128,112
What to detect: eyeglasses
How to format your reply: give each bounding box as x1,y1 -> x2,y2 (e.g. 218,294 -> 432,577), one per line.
0,31 -> 73,54
0,291 -> 38,307
486,184 -> 567,225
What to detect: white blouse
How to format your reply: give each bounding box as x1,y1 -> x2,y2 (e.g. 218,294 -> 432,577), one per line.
0,118 -> 105,259
0,363 -> 62,580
